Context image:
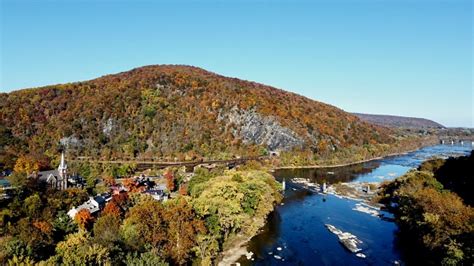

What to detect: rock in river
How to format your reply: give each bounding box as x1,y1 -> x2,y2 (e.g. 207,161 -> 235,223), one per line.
325,224 -> 363,253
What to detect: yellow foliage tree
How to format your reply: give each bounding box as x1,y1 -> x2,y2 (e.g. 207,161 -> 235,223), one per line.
13,156 -> 40,174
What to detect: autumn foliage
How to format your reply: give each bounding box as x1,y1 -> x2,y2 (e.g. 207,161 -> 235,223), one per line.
103,176 -> 117,187
74,209 -> 94,231
178,184 -> 188,196
164,171 -> 175,192
122,197 -> 205,264
32,220 -> 53,235
13,155 -> 40,174
380,154 -> 474,265
123,178 -> 143,193
102,201 -> 122,217
0,65 -> 394,168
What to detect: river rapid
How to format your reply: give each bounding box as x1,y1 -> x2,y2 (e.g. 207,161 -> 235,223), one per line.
237,144 -> 473,265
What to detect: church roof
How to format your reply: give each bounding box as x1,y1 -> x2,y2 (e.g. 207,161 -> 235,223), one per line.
37,170 -> 60,182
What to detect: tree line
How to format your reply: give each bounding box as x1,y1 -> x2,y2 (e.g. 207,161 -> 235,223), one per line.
378,152 -> 474,265
0,167 -> 281,265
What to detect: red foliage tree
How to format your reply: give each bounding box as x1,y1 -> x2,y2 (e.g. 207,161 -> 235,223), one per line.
112,192 -> 129,206
74,209 -> 94,231
123,178 -> 141,193
102,201 -> 122,217
32,220 -> 53,235
164,171 -> 175,192
178,184 -> 188,196
103,176 -> 117,187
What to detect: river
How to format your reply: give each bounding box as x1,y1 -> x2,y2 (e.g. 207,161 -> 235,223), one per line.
237,144 -> 473,265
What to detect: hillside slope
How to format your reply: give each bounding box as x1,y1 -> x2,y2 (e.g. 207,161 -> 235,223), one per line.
1,65 -> 396,167
353,113 -> 444,129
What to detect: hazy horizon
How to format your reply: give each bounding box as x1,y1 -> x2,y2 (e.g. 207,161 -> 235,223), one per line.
1,0 -> 472,127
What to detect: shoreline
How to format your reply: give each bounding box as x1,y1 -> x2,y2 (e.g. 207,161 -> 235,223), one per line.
274,148 -> 422,170
217,236 -> 252,266
218,143 -> 435,265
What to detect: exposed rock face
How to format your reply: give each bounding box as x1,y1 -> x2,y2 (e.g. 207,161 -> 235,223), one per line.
102,118 -> 115,136
219,107 -> 304,151
59,136 -> 81,148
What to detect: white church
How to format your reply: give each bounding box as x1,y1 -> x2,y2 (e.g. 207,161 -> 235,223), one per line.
37,152 -> 71,190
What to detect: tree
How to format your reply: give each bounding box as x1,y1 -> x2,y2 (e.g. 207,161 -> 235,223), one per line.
163,198 -> 206,264
50,231 -> 111,265
23,193 -> 42,218
53,211 -> 77,237
6,173 -> 28,189
188,168 -> 218,197
164,171 -> 175,192
380,169 -> 474,265
74,209 -> 94,231
194,234 -> 219,266
124,250 -> 167,266
123,178 -> 141,193
93,214 -> 121,248
12,218 -> 54,261
102,201 -> 122,217
7,255 -> 35,266
103,176 -> 116,187
32,220 -> 53,235
178,184 -> 188,196
121,199 -> 167,251
13,155 -> 39,175
111,192 -> 129,210
192,170 -> 281,242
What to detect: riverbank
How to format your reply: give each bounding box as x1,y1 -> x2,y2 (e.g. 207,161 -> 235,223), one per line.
239,144 -> 473,266
211,170 -> 282,266
218,236 -> 253,266
217,215 -> 274,265
274,149 -> 418,170
275,134 -> 442,169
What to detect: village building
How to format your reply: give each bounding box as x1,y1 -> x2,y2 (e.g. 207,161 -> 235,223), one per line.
35,152 -> 84,190
144,184 -> 169,201
0,178 -> 12,200
67,193 -> 112,219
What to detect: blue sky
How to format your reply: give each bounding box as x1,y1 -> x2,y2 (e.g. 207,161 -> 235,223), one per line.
1,0 -> 472,127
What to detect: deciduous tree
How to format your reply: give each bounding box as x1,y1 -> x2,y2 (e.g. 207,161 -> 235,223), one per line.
74,209 -> 94,231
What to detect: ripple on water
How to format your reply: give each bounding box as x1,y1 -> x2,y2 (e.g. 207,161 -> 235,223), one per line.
244,145 -> 473,265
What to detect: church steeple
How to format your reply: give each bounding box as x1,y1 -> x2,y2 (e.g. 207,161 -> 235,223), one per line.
58,151 -> 68,189
59,152 -> 67,172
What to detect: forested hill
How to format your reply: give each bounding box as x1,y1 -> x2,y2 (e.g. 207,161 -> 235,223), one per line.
353,113 -> 444,129
1,65 -> 395,168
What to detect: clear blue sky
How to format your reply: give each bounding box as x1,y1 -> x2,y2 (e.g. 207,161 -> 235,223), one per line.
1,0 -> 472,127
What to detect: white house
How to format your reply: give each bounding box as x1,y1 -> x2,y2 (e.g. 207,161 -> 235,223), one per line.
67,194 -> 111,219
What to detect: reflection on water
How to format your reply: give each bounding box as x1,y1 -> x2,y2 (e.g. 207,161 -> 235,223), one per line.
274,161 -> 382,184
274,144 -> 473,184
241,145 -> 473,265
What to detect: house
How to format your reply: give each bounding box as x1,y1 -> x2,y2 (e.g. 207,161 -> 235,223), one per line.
67,193 -> 112,219
110,184 -> 126,195
0,178 -> 12,199
0,169 -> 12,177
144,184 -> 168,201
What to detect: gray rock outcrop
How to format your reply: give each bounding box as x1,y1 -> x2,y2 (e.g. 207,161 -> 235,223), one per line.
219,107 -> 304,151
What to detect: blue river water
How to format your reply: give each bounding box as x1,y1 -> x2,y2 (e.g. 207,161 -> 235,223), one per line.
238,144 -> 473,266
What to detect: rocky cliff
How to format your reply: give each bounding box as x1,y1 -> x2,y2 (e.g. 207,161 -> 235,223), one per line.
0,65 -> 394,166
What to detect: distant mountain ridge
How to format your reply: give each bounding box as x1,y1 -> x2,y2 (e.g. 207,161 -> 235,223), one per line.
1,65 -> 397,167
353,113 -> 445,129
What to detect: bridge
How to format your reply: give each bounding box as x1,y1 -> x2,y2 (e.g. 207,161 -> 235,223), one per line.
438,137 -> 474,145
71,156 -> 268,171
